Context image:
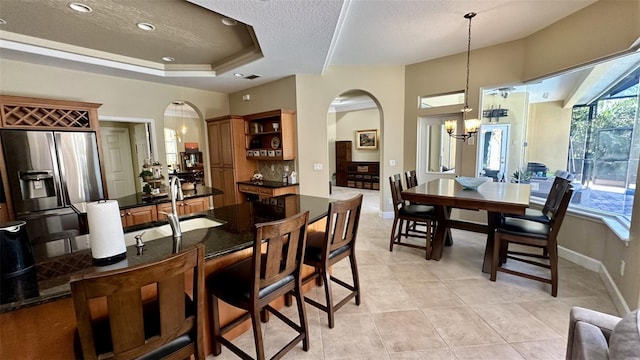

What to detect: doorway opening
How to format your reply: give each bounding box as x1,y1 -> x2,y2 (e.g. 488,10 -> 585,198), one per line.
327,90 -> 382,209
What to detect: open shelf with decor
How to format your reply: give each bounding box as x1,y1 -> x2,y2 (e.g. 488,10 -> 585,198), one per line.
244,109 -> 296,161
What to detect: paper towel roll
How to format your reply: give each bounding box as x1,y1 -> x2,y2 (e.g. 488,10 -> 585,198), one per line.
87,200 -> 126,265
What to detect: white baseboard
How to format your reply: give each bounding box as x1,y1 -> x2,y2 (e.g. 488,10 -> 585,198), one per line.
558,245 -> 630,315
557,246 -> 600,272
599,265 -> 631,315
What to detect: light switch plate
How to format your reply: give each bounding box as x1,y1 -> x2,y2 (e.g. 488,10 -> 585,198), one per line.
313,163 -> 323,171
389,160 -> 396,166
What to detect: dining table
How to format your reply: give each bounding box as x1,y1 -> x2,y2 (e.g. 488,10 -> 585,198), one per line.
402,178 -> 531,273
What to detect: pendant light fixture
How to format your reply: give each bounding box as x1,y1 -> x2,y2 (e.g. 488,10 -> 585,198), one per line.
445,12 -> 481,142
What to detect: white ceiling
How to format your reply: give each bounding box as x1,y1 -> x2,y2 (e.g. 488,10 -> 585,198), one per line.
0,0 -> 600,95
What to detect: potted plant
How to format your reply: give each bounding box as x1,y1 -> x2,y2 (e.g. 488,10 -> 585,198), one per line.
142,183 -> 152,195
511,170 -> 532,183
139,169 -> 153,181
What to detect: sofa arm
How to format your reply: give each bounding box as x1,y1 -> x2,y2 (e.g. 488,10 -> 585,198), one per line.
567,307 -> 621,359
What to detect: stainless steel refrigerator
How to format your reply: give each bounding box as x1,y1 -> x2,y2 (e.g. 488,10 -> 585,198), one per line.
1,130 -> 104,242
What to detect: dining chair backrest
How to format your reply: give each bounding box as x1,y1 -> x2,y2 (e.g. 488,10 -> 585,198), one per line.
547,184 -> 574,241
389,174 -> 405,210
405,170 -> 418,188
71,244 -> 205,360
542,172 -> 573,219
253,210 -> 309,295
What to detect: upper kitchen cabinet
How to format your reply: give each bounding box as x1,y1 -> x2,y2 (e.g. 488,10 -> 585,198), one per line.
206,115 -> 256,208
244,109 -> 296,161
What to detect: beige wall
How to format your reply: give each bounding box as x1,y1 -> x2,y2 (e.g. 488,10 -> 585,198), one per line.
295,65 -> 405,212
526,101 -> 572,173
229,76 -> 297,115
523,0 -> 640,82
405,41 -> 527,177
335,108 -> 381,162
0,58 -> 230,187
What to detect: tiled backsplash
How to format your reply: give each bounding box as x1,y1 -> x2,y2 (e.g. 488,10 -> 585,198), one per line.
256,160 -> 296,182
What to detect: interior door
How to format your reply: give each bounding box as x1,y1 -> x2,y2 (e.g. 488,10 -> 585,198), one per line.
477,124 -> 510,181
101,127 -> 136,198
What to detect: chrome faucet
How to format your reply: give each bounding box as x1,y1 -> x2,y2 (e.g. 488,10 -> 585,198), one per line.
161,176 -> 184,253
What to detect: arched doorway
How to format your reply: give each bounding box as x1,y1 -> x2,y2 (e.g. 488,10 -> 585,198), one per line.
327,90 -> 383,207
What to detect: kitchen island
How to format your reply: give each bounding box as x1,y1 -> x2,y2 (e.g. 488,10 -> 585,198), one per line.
0,194 -> 332,359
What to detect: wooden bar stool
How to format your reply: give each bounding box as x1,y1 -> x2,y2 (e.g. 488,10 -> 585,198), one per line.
207,211 -> 310,360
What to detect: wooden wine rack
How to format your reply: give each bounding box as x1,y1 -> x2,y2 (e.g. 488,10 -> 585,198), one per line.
0,95 -> 101,130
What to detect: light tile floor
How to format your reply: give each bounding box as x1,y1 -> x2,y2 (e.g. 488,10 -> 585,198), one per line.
207,187 -> 618,360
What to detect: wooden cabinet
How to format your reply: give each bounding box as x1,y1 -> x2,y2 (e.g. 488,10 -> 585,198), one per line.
156,196 -> 210,220
346,162 -> 380,190
120,205 -> 158,227
206,116 -> 256,208
244,109 -> 296,161
237,184 -> 298,199
0,203 -> 9,222
335,141 -> 352,187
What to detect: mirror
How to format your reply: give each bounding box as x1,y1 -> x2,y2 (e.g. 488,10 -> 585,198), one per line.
477,124 -> 510,181
418,115 -> 458,175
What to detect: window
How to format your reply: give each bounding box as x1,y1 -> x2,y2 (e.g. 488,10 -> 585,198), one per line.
419,91 -> 465,109
164,128 -> 178,168
568,74 -> 638,221
481,51 -> 639,224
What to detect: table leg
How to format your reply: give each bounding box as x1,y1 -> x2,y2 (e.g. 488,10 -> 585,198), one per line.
430,205 -> 449,260
444,206 -> 453,246
482,211 -> 501,273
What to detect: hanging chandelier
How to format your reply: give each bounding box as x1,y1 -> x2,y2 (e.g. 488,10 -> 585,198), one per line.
445,12 -> 480,142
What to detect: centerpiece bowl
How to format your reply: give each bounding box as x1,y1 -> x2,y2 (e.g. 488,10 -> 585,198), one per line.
455,176 -> 488,190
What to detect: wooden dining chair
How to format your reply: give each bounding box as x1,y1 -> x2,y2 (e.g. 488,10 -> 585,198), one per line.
300,194 -> 363,328
389,174 -> 435,259
405,170 -> 418,189
491,182 -> 574,297
504,170 -> 574,224
207,211 -> 310,360
70,244 -> 206,360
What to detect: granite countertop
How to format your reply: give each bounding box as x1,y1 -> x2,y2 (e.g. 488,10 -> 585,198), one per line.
0,194 -> 331,313
71,185 -> 223,213
237,180 -> 299,188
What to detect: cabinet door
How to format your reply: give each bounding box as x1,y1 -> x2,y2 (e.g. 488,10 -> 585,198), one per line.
218,121 -> 234,167
0,203 -> 9,223
122,205 -> 157,226
156,202 -> 174,220
183,197 -> 208,214
208,122 -> 223,167
211,167 -> 237,208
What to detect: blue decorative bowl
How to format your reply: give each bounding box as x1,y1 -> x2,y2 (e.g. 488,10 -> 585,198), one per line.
455,177 -> 487,190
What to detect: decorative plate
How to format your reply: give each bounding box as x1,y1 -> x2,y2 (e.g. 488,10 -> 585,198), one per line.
270,136 -> 280,149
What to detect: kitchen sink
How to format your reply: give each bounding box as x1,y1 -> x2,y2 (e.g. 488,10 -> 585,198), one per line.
124,217 -> 222,246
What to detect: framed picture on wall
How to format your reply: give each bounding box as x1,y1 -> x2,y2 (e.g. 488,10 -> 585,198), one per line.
356,129 -> 378,150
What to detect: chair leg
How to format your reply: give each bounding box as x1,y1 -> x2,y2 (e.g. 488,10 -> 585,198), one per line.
322,265 -> 335,329
251,309 -> 266,360
350,254 -> 361,305
209,295 -> 222,356
490,233 -> 501,282
548,243 -> 559,297
294,283 -> 310,351
389,216 -> 400,251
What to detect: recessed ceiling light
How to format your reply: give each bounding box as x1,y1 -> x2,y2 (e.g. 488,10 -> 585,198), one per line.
136,22 -> 155,31
0,19 -> 6,25
69,3 -> 92,13
233,73 -> 244,77
162,56 -> 175,62
221,18 -> 237,26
